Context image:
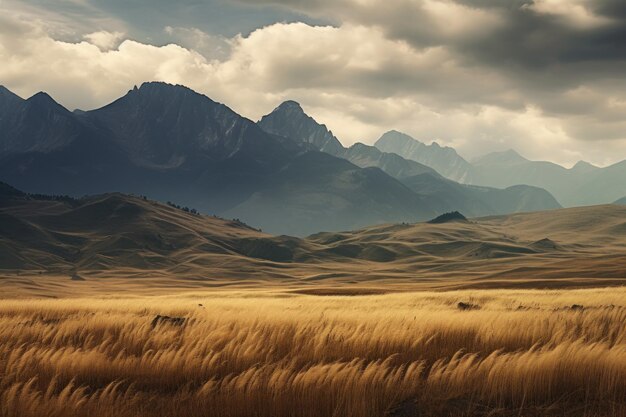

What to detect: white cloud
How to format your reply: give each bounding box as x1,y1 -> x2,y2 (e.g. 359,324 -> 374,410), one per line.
419,0 -> 505,40
83,31 -> 125,51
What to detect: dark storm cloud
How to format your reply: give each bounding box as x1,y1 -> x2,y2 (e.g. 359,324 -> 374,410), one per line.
452,1 -> 626,67
594,0 -> 626,18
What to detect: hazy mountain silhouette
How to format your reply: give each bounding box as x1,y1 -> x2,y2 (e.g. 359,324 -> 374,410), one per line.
374,130 -> 473,181
471,149 -> 528,166
259,102 -> 439,178
259,100 -> 561,218
470,151 -> 626,206
400,174 -> 560,216
224,152 -> 437,236
375,131 -> 626,207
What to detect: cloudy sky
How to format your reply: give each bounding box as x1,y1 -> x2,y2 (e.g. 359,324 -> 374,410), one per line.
2,0 -> 626,166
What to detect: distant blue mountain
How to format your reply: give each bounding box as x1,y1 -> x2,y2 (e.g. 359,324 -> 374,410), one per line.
374,130 -> 626,207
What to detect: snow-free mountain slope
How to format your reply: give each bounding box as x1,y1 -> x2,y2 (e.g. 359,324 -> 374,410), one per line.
258,100 -> 344,154
374,130 -> 473,182
0,89 -> 86,154
258,101 -> 439,178
224,151 -> 438,236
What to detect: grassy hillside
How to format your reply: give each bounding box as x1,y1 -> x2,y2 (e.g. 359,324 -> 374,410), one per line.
2,187 -> 626,297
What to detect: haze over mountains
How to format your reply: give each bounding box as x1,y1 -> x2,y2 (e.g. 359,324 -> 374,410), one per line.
5,81 -> 622,236
375,131 -> 626,207
258,101 -> 438,179
258,100 -> 560,221
374,130 -> 473,181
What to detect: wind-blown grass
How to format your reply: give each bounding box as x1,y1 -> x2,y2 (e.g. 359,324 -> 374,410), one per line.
1,288 -> 625,417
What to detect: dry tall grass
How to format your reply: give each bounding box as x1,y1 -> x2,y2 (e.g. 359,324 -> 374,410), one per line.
1,288 -> 626,417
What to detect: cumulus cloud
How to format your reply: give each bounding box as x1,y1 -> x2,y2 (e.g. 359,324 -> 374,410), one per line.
83,31 -> 125,50
2,5 -> 626,167
0,14 -> 210,109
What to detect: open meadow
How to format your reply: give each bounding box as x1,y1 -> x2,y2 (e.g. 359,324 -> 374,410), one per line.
1,287 -> 626,417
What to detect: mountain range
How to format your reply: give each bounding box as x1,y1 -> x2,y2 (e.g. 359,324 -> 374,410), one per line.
0,82 -> 561,235
257,100 -> 560,222
375,131 -> 626,207
258,101 -> 438,179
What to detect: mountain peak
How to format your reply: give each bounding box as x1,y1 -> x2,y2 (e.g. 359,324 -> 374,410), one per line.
0,85 -> 17,97
501,149 -> 524,159
258,100 -> 344,154
349,142 -> 369,151
374,130 -> 472,181
140,81 -> 177,89
0,85 -> 23,104
86,81 -> 280,167
135,81 -> 195,96
25,91 -> 69,112
118,82 -> 207,103
571,160 -> 597,172
27,91 -> 56,102
473,149 -> 527,165
94,81 -> 221,118
267,100 -> 307,118
276,100 -> 303,111
376,130 -> 424,147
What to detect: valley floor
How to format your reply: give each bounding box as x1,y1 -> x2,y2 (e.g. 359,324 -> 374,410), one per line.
1,287 -> 625,417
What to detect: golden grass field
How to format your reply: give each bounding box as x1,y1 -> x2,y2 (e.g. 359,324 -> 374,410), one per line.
2,287 -> 626,417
